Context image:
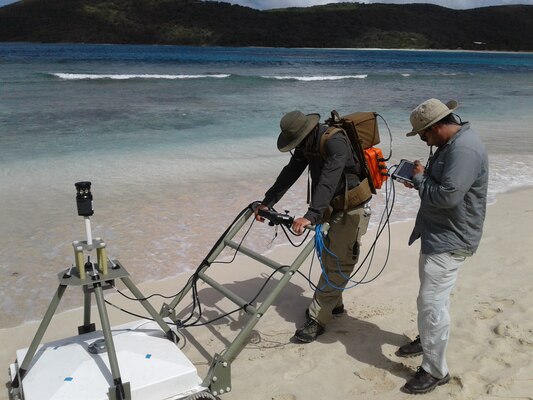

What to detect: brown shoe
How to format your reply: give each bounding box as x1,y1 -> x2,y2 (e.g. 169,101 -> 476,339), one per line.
402,367 -> 450,394
396,335 -> 423,358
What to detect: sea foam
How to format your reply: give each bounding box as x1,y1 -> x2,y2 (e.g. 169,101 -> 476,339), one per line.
51,73 -> 231,80
262,74 -> 367,81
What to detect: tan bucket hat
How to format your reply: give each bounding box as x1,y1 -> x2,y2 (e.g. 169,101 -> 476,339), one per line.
406,98 -> 458,137
277,110 -> 320,152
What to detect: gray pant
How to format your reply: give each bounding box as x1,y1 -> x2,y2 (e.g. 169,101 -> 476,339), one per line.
308,204 -> 370,326
418,252 -> 465,379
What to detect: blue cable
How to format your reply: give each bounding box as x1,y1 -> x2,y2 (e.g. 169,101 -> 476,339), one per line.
314,224 -> 364,291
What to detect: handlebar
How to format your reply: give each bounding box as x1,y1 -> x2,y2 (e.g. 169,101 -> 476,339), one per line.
257,208 -> 294,228
251,202 -> 324,233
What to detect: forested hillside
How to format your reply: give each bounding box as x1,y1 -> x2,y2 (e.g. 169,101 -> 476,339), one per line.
1,0 -> 532,51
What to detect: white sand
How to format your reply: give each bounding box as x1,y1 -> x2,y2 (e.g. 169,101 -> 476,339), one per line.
1,188 -> 532,400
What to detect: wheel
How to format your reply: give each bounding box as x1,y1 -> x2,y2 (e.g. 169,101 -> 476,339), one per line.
185,391 -> 218,400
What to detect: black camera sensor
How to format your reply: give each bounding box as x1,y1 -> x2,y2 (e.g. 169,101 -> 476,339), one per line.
75,181 -> 94,217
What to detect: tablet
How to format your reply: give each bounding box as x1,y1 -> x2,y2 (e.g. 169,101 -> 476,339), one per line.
391,159 -> 415,184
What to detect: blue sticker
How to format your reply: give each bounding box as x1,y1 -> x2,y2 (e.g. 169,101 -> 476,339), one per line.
145,354 -> 152,359
64,377 -> 73,382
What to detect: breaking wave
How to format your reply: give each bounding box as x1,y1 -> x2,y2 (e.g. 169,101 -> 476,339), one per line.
261,74 -> 368,81
51,73 -> 231,80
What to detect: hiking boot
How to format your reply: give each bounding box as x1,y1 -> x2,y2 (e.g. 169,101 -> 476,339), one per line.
396,335 -> 423,358
294,318 -> 325,343
402,366 -> 450,394
305,304 -> 345,319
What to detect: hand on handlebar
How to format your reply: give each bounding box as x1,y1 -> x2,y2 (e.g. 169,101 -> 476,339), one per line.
254,203 -> 269,222
292,217 -> 311,235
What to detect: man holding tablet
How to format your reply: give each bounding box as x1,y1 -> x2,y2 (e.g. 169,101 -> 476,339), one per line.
397,99 -> 489,394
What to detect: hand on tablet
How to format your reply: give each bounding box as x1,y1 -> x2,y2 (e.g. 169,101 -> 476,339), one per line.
413,159 -> 425,175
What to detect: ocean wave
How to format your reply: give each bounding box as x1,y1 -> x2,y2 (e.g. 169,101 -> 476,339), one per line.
51,73 -> 231,80
261,74 -> 367,81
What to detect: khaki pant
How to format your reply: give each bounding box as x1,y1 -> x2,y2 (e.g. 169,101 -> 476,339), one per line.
418,252 -> 464,379
308,204 -> 370,326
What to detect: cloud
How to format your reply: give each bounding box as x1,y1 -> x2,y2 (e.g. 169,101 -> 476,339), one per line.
219,0 -> 533,10
1,0 -> 531,9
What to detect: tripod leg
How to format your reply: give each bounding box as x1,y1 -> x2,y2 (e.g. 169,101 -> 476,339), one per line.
78,287 -> 96,334
14,284 -> 67,384
93,282 -> 131,400
120,276 -> 177,342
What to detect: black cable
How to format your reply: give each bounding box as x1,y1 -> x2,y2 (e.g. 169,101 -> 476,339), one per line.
268,206 -> 311,247
106,210 -> 300,330
183,264 -> 288,328
278,223 -> 311,247
210,216 -> 255,265
247,265 -> 288,305
182,306 -> 243,327
113,204 -> 254,324
354,168 -> 396,284
173,204 -> 259,327
106,186 -> 398,330
348,164 -> 396,283
113,274 -> 195,301
117,205 -> 251,293
318,163 -> 396,288
376,113 -> 393,161
105,299 -> 150,320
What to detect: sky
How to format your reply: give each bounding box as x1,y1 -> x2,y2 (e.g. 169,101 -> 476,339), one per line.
217,0 -> 533,9
0,0 -> 532,8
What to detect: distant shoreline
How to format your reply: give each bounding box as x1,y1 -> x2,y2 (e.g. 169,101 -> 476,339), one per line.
2,41 -> 533,55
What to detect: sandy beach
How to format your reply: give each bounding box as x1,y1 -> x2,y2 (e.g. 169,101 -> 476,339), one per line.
1,187 -> 532,400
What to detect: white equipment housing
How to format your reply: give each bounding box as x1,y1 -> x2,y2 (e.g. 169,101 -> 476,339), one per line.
9,320 -> 204,400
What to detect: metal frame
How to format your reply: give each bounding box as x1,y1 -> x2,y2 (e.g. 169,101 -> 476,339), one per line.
159,207 -> 328,397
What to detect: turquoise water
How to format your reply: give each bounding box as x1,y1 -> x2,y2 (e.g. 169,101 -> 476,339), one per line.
1,43 -> 533,327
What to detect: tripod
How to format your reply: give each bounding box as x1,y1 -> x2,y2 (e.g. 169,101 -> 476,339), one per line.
11,182 -> 177,400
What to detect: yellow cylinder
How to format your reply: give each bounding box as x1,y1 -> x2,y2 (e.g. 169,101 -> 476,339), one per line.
75,248 -> 85,279
97,246 -> 108,275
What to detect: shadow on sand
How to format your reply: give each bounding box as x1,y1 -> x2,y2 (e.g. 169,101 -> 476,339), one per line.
173,274 -> 413,380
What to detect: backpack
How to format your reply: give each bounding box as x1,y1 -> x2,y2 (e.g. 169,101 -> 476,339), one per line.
322,111 -> 388,194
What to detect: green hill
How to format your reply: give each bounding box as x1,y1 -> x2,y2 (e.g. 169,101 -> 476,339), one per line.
1,0 -> 532,51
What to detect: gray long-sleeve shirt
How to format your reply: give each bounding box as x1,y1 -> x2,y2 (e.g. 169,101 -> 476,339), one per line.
409,123 -> 489,254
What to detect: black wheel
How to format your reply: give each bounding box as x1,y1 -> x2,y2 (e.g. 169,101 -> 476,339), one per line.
185,392 -> 218,400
